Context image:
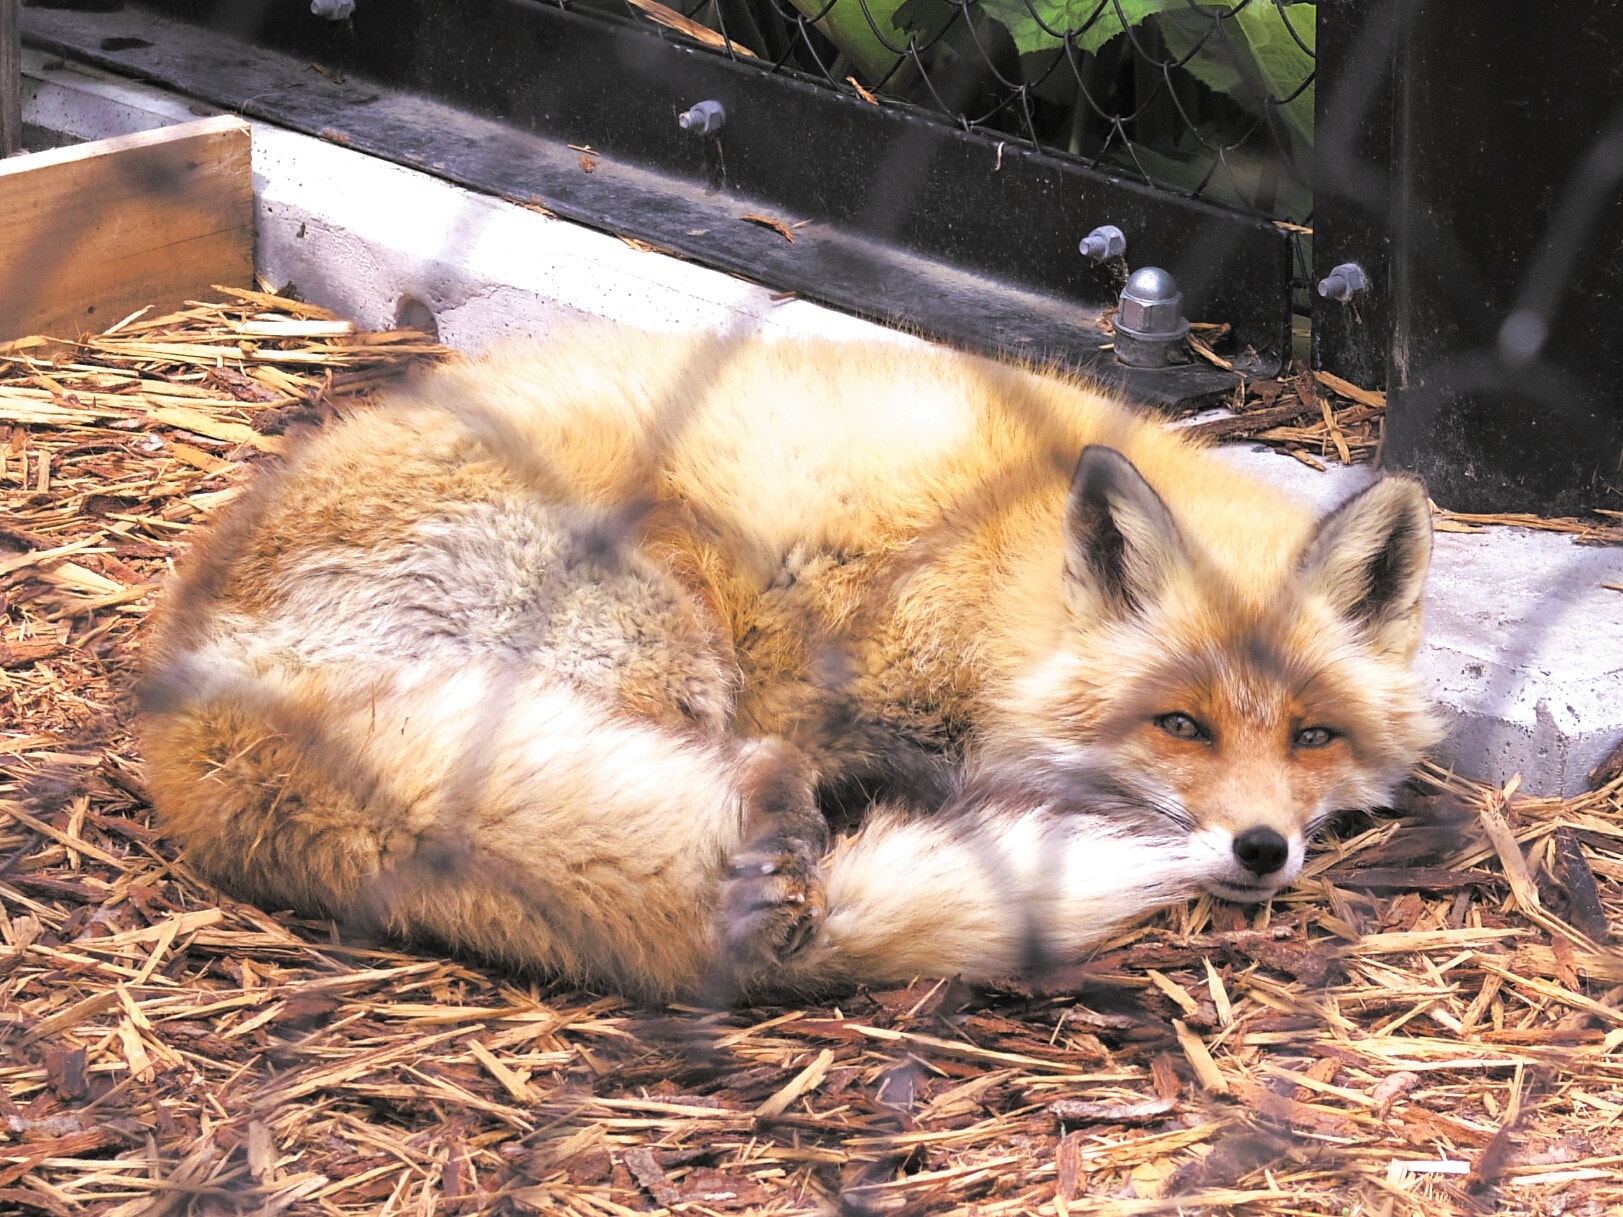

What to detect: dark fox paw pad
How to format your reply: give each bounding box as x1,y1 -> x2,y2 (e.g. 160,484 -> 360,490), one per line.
721,843 -> 826,969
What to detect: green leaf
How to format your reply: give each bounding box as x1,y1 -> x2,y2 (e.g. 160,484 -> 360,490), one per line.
972,1 -> 1314,156
974,0 -> 1181,59
782,0 -> 913,83
1158,3 -> 1315,153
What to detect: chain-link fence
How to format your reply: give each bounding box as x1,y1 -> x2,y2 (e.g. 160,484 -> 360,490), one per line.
594,0 -> 1314,224
577,0 -> 1318,319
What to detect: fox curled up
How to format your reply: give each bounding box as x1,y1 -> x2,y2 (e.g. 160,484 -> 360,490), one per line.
140,328 -> 1440,1001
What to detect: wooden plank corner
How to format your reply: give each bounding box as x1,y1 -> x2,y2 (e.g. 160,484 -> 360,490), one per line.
0,114 -> 254,343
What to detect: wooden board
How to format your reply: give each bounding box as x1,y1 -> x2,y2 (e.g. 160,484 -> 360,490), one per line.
0,115 -> 252,342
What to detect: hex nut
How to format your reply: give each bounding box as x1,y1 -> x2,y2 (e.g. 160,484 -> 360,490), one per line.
1078,225 -> 1127,262
1317,262 -> 1370,302
678,100 -> 727,137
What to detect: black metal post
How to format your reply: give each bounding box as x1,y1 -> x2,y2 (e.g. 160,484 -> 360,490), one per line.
1376,4 -> 1623,514
1,0 -> 21,157
1310,0 -> 1409,394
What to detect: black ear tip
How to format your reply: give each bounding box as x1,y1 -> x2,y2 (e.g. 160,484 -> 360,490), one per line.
1371,472 -> 1434,523
1073,444 -> 1129,472
1069,445 -> 1137,500
1330,471 -> 1430,520
1378,470 -> 1429,497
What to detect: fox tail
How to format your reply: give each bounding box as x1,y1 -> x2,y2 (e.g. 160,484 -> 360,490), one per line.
776,800 -> 1204,991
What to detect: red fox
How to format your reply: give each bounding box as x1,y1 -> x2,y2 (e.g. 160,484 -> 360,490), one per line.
141,328 -> 1439,999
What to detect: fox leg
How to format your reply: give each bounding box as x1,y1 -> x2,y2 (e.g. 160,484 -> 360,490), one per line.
715,739 -> 829,989
764,802 -> 1209,994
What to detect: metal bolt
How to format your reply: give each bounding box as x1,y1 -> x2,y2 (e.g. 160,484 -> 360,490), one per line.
310,0 -> 356,18
678,100 -> 726,137
1317,262 -> 1370,302
1078,224 -> 1126,262
1113,266 -> 1189,369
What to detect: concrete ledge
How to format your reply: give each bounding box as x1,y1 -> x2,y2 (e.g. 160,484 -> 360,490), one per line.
22,52 -> 1623,795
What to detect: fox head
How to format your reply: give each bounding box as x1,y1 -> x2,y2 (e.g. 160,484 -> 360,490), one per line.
998,445 -> 1442,904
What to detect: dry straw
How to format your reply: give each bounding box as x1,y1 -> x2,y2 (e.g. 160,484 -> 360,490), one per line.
1,294 -> 1620,1214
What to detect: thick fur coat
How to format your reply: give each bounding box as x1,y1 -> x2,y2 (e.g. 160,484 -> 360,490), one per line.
141,328 -> 1440,999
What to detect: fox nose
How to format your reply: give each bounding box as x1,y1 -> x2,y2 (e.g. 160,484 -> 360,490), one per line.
1233,827 -> 1289,876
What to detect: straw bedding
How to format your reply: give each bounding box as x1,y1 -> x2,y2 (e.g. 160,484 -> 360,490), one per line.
1,293 -> 1620,1215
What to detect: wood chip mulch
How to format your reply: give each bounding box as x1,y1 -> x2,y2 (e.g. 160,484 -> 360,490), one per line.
2,295 -> 1622,1215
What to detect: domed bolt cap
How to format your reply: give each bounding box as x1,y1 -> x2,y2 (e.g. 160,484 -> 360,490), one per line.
1113,266 -> 1190,368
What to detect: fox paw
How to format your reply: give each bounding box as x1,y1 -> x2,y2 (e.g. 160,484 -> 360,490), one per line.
720,839 -> 827,973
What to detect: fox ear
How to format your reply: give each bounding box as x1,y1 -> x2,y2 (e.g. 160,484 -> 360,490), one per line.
1063,446 -> 1188,619
1299,474 -> 1432,657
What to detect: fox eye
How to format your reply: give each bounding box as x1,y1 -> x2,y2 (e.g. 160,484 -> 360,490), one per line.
1155,712 -> 1208,742
1294,725 -> 1337,749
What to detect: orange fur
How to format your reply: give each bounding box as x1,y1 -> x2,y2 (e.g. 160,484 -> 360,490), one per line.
141,327 -> 1439,997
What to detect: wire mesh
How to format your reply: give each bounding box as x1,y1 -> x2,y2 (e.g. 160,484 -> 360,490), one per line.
589,0 -> 1316,226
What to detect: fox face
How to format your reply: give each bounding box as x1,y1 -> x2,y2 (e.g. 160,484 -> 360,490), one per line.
997,447 -> 1441,904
